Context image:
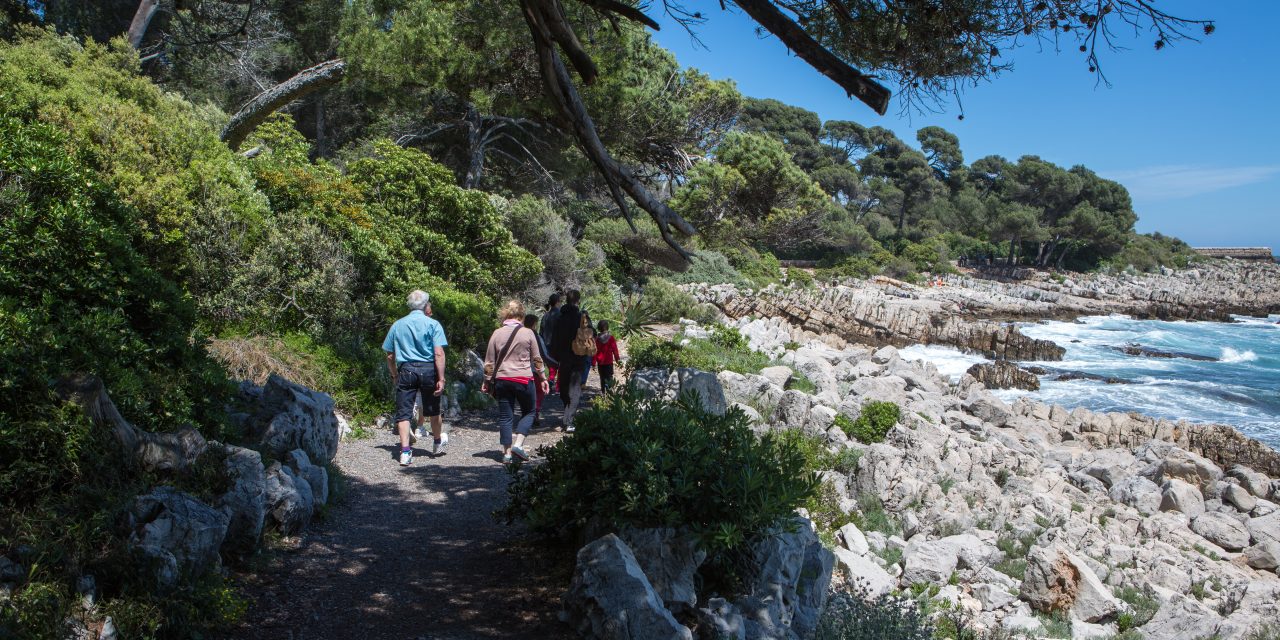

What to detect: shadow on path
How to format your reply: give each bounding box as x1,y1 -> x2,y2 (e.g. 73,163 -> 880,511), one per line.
220,394 -> 590,640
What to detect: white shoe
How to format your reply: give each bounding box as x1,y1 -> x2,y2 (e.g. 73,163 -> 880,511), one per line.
433,432 -> 449,454
565,424 -> 575,433
409,428 -> 420,445
400,450 -> 412,466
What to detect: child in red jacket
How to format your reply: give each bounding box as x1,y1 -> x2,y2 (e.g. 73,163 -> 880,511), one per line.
594,320 -> 622,393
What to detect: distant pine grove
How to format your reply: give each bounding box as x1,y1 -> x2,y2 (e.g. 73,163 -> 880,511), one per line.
0,2 -> 1204,637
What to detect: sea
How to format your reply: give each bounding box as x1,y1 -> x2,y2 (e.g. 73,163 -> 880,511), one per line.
900,314 -> 1280,451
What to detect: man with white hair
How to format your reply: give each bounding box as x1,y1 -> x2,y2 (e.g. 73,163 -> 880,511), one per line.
383,289 -> 449,466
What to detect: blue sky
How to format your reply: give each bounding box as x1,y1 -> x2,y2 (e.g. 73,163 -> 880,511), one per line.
651,1 -> 1280,253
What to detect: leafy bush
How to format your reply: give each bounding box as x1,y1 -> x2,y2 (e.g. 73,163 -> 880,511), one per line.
846,401 -> 901,444
815,249 -> 894,280
816,584 -> 933,640
785,267 -> 816,289
0,114 -> 239,639
626,337 -> 695,373
657,250 -> 749,288
899,239 -> 954,274
643,277 -> 704,323
503,390 -> 819,590
723,246 -> 783,288
709,324 -> 748,351
1114,586 -> 1158,631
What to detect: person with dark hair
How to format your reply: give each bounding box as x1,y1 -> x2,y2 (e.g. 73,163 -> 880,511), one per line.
523,313 -> 558,427
593,319 -> 621,393
541,292 -> 563,393
549,288 -> 592,431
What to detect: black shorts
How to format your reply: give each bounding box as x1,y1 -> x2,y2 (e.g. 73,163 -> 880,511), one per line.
395,363 -> 440,423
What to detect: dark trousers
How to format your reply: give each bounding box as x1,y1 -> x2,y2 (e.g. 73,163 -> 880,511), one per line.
495,379 -> 535,446
598,363 -> 615,392
557,357 -> 588,403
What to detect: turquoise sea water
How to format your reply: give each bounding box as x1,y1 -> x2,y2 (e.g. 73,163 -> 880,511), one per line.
901,314 -> 1280,451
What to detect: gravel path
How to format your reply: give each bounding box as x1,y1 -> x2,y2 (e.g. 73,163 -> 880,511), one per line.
222,378 -> 602,640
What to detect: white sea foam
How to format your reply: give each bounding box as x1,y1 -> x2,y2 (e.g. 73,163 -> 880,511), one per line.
898,344 -> 987,382
1221,347 -> 1259,363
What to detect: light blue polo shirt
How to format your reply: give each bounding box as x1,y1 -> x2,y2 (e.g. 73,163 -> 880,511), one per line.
382,310 -> 448,366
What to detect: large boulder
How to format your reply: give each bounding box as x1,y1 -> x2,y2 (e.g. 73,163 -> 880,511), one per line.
562,534 -> 692,640
1020,545 -> 1118,623
618,528 -> 705,612
1139,445 -> 1222,487
253,375 -> 340,464
128,488 -> 229,589
1246,512 -> 1280,546
743,517 -> 834,639
264,462 -> 314,535
1243,541 -> 1280,571
963,392 -> 1013,428
964,361 -> 1040,391
1227,465 -> 1273,499
285,448 -> 329,506
901,535 -> 996,585
1158,478 -> 1205,518
1221,483 -> 1258,513
1138,594 -> 1222,640
1109,476 -> 1163,516
832,547 -> 895,597
676,368 -> 728,416
213,444 -> 266,558
773,390 -> 812,432
1190,512 -> 1251,551
462,349 -> 486,387
759,366 -> 794,389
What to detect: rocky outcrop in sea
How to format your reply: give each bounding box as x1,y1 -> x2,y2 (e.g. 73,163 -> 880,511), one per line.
685,260 -> 1280,361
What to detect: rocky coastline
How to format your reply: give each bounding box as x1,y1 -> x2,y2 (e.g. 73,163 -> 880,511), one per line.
685,260 -> 1280,363
560,314 -> 1280,640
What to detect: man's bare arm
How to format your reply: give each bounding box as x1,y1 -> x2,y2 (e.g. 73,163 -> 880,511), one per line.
434,346 -> 446,396
386,351 -> 397,383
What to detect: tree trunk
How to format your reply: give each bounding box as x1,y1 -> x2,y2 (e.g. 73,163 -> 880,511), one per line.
463,105 -> 485,189
126,0 -> 161,49
314,96 -> 328,158
519,0 -> 695,259
221,58 -> 347,150
55,374 -> 207,473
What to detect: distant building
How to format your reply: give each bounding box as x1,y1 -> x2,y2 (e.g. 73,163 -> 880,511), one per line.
1192,247 -> 1275,261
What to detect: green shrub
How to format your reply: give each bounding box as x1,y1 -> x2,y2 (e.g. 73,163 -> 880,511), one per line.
785,371 -> 817,394
643,277 -> 703,323
816,584 -> 933,640
1113,586 -> 1158,631
657,250 -> 750,288
899,239 -> 954,274
847,401 -> 901,444
626,337 -> 695,373
785,267 -> 816,289
723,246 -> 783,288
709,324 -> 748,351
503,390 -> 819,591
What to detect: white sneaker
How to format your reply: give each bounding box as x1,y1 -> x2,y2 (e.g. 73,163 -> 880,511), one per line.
433,432 -> 449,454
400,450 -> 412,466
409,428 -> 420,445
564,424 -> 575,433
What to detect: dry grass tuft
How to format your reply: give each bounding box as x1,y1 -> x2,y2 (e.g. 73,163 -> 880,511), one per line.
207,336 -> 321,388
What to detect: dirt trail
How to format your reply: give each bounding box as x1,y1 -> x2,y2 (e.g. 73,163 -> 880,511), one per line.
222,374 -> 609,640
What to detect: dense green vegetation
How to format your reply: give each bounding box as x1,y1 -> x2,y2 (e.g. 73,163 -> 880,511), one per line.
0,0 -> 1219,634
503,390 -> 818,592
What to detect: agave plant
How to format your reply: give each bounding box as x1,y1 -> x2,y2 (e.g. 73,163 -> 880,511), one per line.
611,294 -> 659,339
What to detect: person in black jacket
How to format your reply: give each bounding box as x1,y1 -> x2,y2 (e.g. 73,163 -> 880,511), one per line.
549,289 -> 592,431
